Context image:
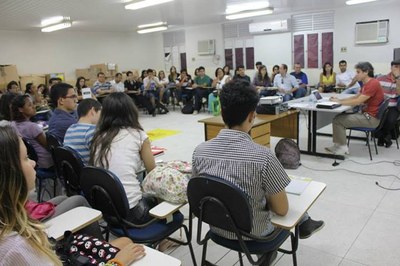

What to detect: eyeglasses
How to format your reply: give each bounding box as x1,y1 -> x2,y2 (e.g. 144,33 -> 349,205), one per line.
63,94 -> 78,99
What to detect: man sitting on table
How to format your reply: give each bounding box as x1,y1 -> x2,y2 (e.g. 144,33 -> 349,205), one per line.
92,72 -> 113,96
273,64 -> 299,102
326,62 -> 384,155
192,80 -> 325,245
375,60 -> 400,147
290,63 -> 308,98
336,60 -> 360,95
192,66 -> 212,115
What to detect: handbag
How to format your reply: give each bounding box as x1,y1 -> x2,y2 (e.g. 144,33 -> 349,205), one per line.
25,200 -> 56,221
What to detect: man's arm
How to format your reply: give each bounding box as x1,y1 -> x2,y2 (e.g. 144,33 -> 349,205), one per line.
332,94 -> 369,106
267,190 -> 288,216
347,76 -> 359,89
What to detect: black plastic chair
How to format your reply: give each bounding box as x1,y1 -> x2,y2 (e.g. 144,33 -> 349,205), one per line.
46,133 -> 62,176
187,176 -> 298,266
80,166 -> 197,265
54,146 -> 84,196
347,99 -> 390,160
22,138 -> 57,202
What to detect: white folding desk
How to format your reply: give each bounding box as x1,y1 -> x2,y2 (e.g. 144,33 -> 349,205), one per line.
45,206 -> 102,241
271,181 -> 326,230
132,246 -> 181,266
287,93 -> 352,159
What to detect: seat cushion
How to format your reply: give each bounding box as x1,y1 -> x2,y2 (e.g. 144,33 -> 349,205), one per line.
209,229 -> 290,254
110,212 -> 184,243
349,127 -> 374,132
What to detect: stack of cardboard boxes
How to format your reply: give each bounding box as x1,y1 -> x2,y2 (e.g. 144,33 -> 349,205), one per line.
0,65 -> 19,92
75,63 -> 118,87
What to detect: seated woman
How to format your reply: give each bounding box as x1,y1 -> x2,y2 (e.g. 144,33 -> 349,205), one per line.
75,76 -> 87,101
90,93 -> 158,225
158,70 -> 171,105
223,65 -> 231,77
319,62 -> 336,93
11,95 -> 53,170
25,83 -> 43,107
253,65 -> 275,97
271,64 -> 280,84
0,122 -> 145,266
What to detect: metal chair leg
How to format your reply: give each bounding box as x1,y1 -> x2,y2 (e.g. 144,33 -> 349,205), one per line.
238,252 -> 244,266
201,241 -> 208,266
347,130 -> 352,146
365,132 -> 372,160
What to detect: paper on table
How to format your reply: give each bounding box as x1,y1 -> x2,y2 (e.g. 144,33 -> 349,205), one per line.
285,175 -> 312,195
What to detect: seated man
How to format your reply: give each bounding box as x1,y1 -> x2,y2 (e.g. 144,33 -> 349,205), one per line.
124,70 -> 155,116
92,72 -> 113,96
326,62 -> 384,155
192,79 -> 324,244
290,63 -> 308,98
110,72 -> 126,93
273,64 -> 299,102
64,99 -> 102,165
233,65 -> 251,82
192,66 -> 212,114
375,60 -> 400,147
48,83 -> 78,142
143,68 -> 168,114
336,60 -> 360,94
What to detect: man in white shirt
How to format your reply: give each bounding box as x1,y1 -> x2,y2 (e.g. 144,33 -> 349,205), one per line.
109,72 -> 126,93
273,64 -> 299,102
337,60 -> 360,94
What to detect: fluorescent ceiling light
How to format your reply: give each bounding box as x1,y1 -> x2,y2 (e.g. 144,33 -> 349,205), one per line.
226,8 -> 274,20
41,16 -> 70,26
125,0 -> 174,10
137,26 -> 168,34
41,21 -> 72,32
138,22 -> 166,29
346,0 -> 377,5
226,1 -> 269,15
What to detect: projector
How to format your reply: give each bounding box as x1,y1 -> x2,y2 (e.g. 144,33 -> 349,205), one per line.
259,96 -> 283,105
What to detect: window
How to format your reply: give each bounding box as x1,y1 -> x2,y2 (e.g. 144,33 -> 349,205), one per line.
163,30 -> 187,72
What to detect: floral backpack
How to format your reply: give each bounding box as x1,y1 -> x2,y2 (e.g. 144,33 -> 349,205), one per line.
142,161 -> 192,204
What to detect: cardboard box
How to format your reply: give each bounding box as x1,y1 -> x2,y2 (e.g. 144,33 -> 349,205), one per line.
75,68 -> 90,79
0,65 -> 19,91
19,75 -> 46,92
45,73 -> 65,86
89,63 -> 118,80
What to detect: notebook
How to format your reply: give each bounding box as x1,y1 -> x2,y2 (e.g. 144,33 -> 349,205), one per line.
285,175 -> 312,195
151,146 -> 166,156
316,102 -> 342,109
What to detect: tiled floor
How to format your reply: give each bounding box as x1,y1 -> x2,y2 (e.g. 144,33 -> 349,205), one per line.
138,108 -> 400,266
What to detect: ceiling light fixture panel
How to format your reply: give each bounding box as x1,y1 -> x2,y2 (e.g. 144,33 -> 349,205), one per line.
137,26 -> 168,34
346,0 -> 377,5
138,21 -> 166,29
226,1 -> 270,14
226,8 -> 274,20
41,16 -> 70,27
125,0 -> 174,10
41,21 -> 72,32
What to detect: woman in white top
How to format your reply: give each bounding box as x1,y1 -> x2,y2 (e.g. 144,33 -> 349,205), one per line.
158,70 -> 171,104
90,92 -> 157,225
0,122 -> 145,266
212,67 -> 231,90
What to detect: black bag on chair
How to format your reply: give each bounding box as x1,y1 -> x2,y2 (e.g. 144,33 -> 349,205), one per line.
181,101 -> 194,114
275,138 -> 301,169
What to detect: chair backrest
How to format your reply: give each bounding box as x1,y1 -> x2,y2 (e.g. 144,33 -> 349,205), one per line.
46,133 -> 62,176
80,166 -> 130,226
376,98 -> 391,131
54,146 -> 84,196
22,138 -> 38,163
187,176 -> 252,233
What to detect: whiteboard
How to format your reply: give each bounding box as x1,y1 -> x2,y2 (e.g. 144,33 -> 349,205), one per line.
254,32 -> 292,67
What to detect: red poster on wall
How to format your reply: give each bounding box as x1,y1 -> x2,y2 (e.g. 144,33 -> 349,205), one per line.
293,35 -> 305,67
322,32 -> 333,65
235,48 -> 244,67
225,49 -> 233,69
245,47 -> 254,69
307,33 -> 318,68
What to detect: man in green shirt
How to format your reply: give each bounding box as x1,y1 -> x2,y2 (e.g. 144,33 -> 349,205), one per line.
192,66 -> 212,114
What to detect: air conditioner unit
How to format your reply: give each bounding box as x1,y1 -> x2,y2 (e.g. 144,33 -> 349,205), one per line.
355,19 -> 389,44
249,20 -> 290,34
198,39 -> 215,55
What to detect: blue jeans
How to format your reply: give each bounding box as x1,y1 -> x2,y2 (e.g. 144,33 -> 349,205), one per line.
293,87 -> 307,98
341,87 -> 360,94
282,94 -> 293,102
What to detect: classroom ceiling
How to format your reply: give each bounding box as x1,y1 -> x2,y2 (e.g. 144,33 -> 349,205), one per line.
0,0 -> 395,32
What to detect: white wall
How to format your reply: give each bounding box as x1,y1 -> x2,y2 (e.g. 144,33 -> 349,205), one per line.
184,23 -> 224,77
0,30 -> 164,83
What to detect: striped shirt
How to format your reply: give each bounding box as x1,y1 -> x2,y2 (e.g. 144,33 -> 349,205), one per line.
377,73 -> 399,107
192,129 -> 291,239
64,123 -> 96,165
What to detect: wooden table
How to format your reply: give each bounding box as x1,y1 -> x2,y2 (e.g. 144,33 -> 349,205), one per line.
198,110 -> 299,147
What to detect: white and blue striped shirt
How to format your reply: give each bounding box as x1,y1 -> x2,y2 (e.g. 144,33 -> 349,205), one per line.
192,129 -> 291,239
64,123 -> 96,165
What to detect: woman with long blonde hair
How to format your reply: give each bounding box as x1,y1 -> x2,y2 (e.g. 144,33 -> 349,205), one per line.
0,122 -> 145,265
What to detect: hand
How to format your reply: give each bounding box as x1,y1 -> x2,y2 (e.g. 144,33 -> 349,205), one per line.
113,243 -> 146,265
330,96 -> 339,102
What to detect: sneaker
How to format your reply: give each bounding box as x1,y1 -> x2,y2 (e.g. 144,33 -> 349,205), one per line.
178,101 -> 183,107
299,218 -> 325,239
193,110 -> 199,115
202,97 -> 207,104
325,144 -> 349,155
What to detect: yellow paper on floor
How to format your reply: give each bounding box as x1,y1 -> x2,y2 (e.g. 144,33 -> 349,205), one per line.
146,128 -> 181,141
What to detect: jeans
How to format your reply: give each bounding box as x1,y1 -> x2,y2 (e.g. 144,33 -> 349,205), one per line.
341,87 -> 360,94
293,87 -> 307,98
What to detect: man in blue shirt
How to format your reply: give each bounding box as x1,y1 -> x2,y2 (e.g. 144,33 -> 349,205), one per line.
290,63 -> 308,98
48,83 -> 78,142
